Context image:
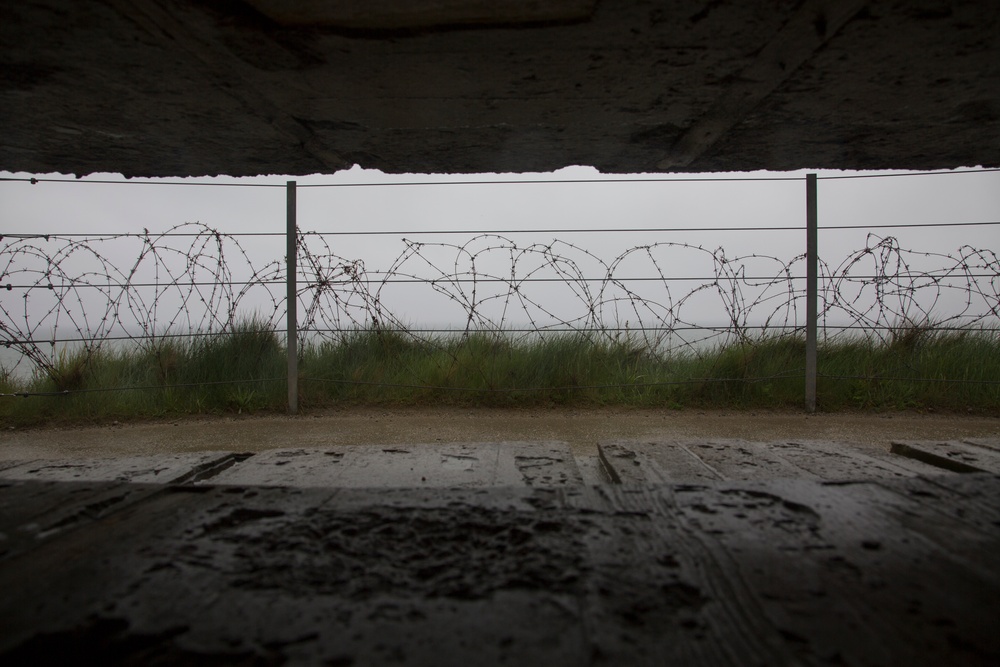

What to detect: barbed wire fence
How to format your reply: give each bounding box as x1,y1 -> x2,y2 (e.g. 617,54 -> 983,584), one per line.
1,170 -> 998,411
296,231 -> 999,343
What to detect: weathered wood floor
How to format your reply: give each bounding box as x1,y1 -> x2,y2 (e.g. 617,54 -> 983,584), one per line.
1,439 -> 998,666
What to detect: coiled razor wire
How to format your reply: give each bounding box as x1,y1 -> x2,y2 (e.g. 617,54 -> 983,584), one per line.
0,223 -> 283,378
1,225 -> 998,382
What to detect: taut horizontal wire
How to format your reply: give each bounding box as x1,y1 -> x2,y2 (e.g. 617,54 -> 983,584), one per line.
2,280 -> 284,289
5,220 -> 995,240
818,373 -> 1000,385
819,221 -> 999,230
0,375 -> 286,398
816,168 -> 1000,180
296,326 -> 798,334
8,323 -> 991,346
8,272 -> 997,291
301,225 -> 804,235
299,368 -> 806,393
4,329 -> 281,345
0,232 -> 286,238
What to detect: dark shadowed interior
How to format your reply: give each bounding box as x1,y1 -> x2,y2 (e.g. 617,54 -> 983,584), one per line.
2,0 -> 998,177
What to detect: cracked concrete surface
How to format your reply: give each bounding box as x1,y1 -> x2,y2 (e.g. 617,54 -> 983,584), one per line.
3,0 -> 998,177
1,413 -> 998,664
1,470 -> 998,665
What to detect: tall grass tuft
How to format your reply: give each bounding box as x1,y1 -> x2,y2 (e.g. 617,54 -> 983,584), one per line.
0,317 -> 286,425
1,323 -> 997,425
816,326 -> 1000,411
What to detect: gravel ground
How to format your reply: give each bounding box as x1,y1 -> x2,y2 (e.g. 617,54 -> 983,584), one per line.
1,407 -> 997,461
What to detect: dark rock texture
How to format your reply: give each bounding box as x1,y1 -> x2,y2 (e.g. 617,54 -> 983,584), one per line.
2,0 -> 998,177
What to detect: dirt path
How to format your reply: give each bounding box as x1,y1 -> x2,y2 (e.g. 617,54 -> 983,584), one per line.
1,407 -> 997,461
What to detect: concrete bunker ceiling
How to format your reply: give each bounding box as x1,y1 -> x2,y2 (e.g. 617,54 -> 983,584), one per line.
1,0 -> 998,177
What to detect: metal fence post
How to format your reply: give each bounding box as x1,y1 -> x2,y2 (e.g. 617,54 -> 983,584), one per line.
286,180 -> 298,414
805,174 -> 818,413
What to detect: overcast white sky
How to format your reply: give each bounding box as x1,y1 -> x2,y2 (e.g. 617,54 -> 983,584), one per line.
1,165 -> 998,356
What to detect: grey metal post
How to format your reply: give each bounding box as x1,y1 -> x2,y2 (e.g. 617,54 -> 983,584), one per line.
805,174 -> 818,413
286,180 -> 298,414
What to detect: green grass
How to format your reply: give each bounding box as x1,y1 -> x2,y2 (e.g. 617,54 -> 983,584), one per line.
0,319 -> 287,425
1,323 -> 998,426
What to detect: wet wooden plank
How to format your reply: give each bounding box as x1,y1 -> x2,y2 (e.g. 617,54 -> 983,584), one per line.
600,439 -> 932,483
0,483 -> 585,665
892,473 -> 1000,534
812,477 -> 1000,584
659,478 -> 1000,666
207,442 -> 582,488
773,439 -> 939,479
0,477 -> 997,665
963,438 -> 1000,453
883,474 -> 1000,577
0,459 -> 34,472
508,442 -> 584,487
599,441 -> 723,484
573,454 -> 612,485
891,440 -> 1000,474
0,452 -> 243,485
0,479 -> 162,563
680,439 -> 813,480
568,484 -> 805,665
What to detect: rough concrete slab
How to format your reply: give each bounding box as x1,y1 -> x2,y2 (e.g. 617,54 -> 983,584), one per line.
599,439 -> 941,484
0,476 -> 997,665
891,440 -> 1000,474
4,410 -> 996,464
962,438 -> 1000,453
573,454 -> 612,485
673,439 -> 810,480
0,479 -> 162,562
599,441 -> 721,484
0,459 -> 33,472
244,0 -> 597,29
650,476 -> 1000,663
901,472 -> 1000,534
4,1 -> 999,176
773,439 -> 940,478
207,442 -> 582,488
0,451 -> 247,485
828,474 -> 1000,570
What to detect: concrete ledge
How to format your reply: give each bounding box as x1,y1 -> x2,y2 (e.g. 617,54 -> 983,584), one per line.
598,439 -> 941,484
0,442 -> 585,489
891,440 -> 1000,474
244,0 -> 597,29
1,474 -> 997,664
0,452 -> 246,485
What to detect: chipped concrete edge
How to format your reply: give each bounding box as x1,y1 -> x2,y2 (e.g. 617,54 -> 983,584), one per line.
889,441 -> 986,474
